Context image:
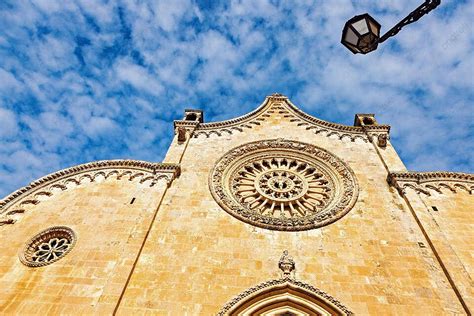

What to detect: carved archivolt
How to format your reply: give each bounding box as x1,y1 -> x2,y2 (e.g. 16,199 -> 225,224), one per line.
193,94 -> 378,143
0,160 -> 180,227
388,171 -> 474,196
209,139 -> 358,231
217,277 -> 353,316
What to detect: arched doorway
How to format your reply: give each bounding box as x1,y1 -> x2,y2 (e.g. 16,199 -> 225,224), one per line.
218,278 -> 353,316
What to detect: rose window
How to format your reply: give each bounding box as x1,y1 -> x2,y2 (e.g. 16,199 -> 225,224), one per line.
210,139 -> 358,231
20,226 -> 76,267
233,159 -> 333,218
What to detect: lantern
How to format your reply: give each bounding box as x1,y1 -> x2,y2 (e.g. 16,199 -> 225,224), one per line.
341,13 -> 381,54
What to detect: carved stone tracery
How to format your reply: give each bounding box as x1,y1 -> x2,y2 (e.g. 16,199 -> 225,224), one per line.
209,139 -> 358,231
19,226 -> 77,267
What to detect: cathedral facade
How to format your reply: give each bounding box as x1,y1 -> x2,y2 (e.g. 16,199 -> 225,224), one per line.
0,94 -> 472,315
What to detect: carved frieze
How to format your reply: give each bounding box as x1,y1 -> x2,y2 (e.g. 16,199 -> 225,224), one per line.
193,94 -> 377,143
209,139 -> 358,231
388,171 -> 474,196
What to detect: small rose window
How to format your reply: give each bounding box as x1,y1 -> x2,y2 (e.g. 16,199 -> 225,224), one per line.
19,226 -> 76,267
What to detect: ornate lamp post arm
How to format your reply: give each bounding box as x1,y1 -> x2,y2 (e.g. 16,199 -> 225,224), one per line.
378,0 -> 441,43
341,0 -> 442,54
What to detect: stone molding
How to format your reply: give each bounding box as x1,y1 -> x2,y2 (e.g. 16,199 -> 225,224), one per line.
363,125 -> 391,148
193,93 -> 384,143
217,277 -> 353,315
209,139 -> 359,231
388,171 -> 474,196
0,159 -> 180,226
174,120 -> 199,143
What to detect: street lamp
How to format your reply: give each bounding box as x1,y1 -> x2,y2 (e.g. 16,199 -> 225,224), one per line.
341,0 -> 441,54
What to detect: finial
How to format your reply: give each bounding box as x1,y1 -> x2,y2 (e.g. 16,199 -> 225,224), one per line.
268,93 -> 287,100
278,250 -> 295,278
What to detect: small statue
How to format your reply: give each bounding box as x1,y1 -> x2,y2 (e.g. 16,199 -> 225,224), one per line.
378,133 -> 388,148
177,127 -> 187,143
278,250 -> 295,278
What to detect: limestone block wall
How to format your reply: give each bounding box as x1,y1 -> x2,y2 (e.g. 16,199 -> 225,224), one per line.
118,99 -> 466,315
0,162 -> 176,314
423,191 -> 473,278
387,171 -> 474,313
418,190 -> 474,310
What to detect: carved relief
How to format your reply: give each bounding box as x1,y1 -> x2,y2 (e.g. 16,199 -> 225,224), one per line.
388,171 -> 474,196
278,250 -> 296,278
209,139 -> 358,231
377,133 -> 388,147
0,160 -> 180,227
177,127 -> 187,143
363,124 -> 391,148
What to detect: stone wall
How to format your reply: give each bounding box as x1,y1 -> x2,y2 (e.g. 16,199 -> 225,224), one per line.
0,162 -> 176,314
117,97 -> 468,315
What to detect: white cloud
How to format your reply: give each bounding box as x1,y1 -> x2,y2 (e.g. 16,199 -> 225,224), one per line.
115,59 -> 164,96
0,108 -> 19,138
0,0 -> 472,198
84,116 -> 119,138
0,68 -> 23,92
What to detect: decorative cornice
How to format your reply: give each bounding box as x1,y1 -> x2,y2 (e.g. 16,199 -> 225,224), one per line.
193,97 -> 270,137
217,277 -> 353,315
174,120 -> 200,143
362,125 -> 391,147
363,124 -> 391,132
192,94 -> 382,143
284,99 -> 365,133
388,171 -> 474,196
0,159 -> 180,226
173,120 -> 200,128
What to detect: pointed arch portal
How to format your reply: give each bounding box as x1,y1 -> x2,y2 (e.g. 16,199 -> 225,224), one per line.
218,278 -> 353,316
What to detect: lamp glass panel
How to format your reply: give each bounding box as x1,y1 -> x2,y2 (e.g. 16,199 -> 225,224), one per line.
344,27 -> 359,46
345,41 -> 360,53
368,20 -> 380,36
352,19 -> 369,35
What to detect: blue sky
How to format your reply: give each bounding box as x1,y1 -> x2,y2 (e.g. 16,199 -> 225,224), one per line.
0,0 -> 473,198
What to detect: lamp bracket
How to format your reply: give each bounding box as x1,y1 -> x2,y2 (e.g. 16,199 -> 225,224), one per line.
379,0 -> 441,43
